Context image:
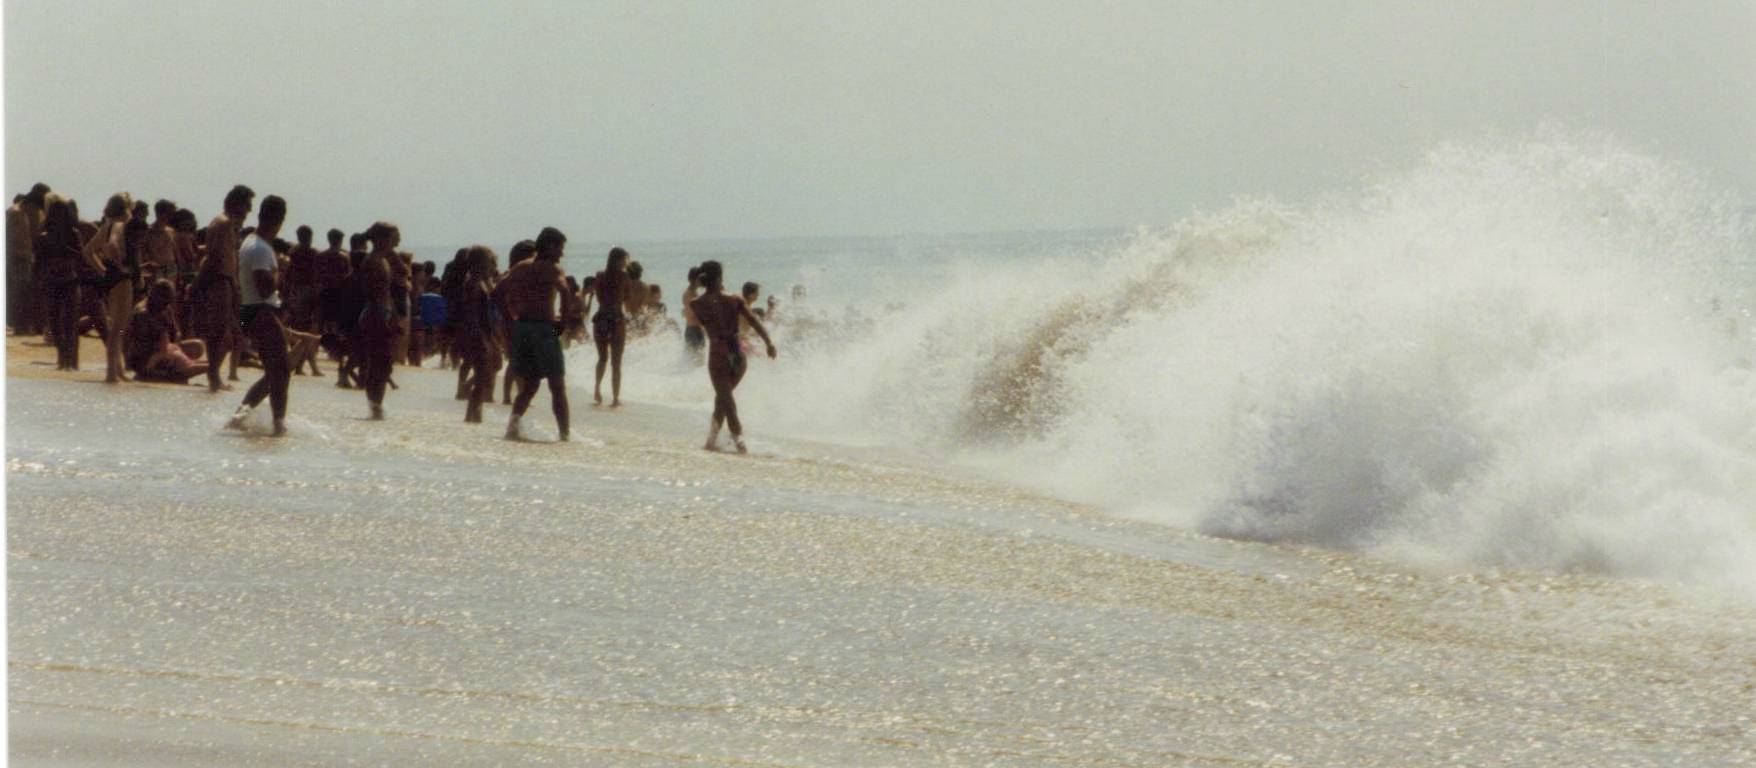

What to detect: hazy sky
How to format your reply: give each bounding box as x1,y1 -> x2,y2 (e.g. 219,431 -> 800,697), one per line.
6,1 -> 1753,245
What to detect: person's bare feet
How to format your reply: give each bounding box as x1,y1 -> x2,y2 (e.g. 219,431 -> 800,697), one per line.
270,421 -> 287,437
733,437 -> 748,455
370,404 -> 385,421
504,417 -> 522,441
610,399 -> 621,409
594,390 -> 603,406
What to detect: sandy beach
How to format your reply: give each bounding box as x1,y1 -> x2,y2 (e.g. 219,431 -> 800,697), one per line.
5,335 -> 1752,766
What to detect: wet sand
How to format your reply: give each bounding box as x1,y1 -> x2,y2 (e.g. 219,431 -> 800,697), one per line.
8,336 -> 1756,766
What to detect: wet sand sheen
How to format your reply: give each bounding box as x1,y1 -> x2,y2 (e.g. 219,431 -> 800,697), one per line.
8,340 -> 1755,766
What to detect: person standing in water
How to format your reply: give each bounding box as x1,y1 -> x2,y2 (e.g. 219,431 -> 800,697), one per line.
454,245 -> 501,423
224,195 -> 292,436
592,246 -> 630,407
195,185 -> 253,391
493,227 -> 579,441
690,260 -> 775,453
357,222 -> 400,419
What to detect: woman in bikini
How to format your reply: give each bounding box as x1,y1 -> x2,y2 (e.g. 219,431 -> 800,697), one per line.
592,247 -> 630,407
689,260 -> 775,453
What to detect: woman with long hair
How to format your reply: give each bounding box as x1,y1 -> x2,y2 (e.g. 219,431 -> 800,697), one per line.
688,260 -> 776,453
356,221 -> 401,419
592,247 -> 630,407
454,245 -> 502,423
85,193 -> 134,383
36,195 -> 82,370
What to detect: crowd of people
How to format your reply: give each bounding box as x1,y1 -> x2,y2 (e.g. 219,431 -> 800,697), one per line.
6,182 -> 779,451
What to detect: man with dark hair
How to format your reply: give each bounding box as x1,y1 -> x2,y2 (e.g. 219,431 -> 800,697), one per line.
226,195 -> 291,436
287,224 -> 319,331
196,184 -> 254,391
125,200 -> 150,290
315,228 -> 349,334
493,227 -> 580,441
6,183 -> 49,335
145,200 -> 178,277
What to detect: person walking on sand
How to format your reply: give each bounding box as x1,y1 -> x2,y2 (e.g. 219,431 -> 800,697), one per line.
494,227 -> 580,441
224,195 -> 292,436
592,246 -> 630,407
690,260 -> 775,453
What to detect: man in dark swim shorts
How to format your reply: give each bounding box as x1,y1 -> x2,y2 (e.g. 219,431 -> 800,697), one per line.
492,227 -> 580,441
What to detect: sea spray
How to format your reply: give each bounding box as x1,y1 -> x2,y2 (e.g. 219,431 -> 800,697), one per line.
616,132 -> 1756,589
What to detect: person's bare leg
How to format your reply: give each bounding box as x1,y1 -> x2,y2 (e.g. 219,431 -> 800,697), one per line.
725,361 -> 748,451
548,375 -> 570,441
467,356 -> 495,421
506,375 -> 539,440
593,335 -> 609,405
455,360 -> 472,400
610,335 -> 624,407
205,334 -> 227,391
227,329 -> 242,382
103,284 -> 130,383
705,385 -> 728,451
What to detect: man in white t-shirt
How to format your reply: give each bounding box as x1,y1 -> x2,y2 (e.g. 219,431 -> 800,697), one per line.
225,195 -> 291,436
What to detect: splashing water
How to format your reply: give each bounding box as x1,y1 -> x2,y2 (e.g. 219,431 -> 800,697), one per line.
615,132 -> 1756,590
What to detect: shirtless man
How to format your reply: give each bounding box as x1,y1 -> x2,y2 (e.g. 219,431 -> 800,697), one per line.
286,225 -> 319,331
623,260 -> 649,318
493,227 -> 580,440
315,228 -> 349,334
691,260 -> 776,453
196,185 -> 253,391
145,200 -> 178,279
453,245 -> 501,423
7,183 -> 49,336
592,247 -> 631,407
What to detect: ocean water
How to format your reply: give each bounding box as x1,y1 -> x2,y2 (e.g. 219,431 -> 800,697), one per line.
604,131 -> 1756,595
12,130 -> 1756,765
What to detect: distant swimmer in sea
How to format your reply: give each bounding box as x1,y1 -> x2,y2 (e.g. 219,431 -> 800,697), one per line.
225,195 -> 292,436
493,227 -> 580,441
690,260 -> 776,453
592,246 -> 631,407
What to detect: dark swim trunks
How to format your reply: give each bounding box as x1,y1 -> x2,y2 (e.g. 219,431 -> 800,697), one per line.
592,309 -> 625,342
509,319 -> 565,379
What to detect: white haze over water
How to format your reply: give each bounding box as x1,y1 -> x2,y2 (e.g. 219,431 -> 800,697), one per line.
607,131 -> 1756,594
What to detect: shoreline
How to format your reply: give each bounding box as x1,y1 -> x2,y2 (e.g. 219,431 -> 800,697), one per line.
8,334 -> 1756,766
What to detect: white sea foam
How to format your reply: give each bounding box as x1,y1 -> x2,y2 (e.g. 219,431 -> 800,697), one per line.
612,131 -> 1756,590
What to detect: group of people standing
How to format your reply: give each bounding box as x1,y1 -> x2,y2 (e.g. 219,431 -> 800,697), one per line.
7,181 -> 779,451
